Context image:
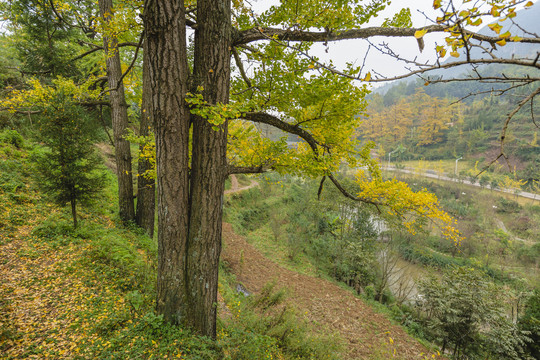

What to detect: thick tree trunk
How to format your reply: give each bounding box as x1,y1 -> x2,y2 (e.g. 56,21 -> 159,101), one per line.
135,39 -> 156,238
143,0 -> 191,325
186,0 -> 231,338
99,0 -> 135,223
144,0 -> 232,339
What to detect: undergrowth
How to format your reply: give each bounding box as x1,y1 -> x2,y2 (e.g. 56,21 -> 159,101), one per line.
0,132 -> 343,359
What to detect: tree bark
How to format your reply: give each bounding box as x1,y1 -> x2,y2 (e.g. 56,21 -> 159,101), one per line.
186,0 -> 231,338
135,38 -> 156,238
71,199 -> 77,229
99,0 -> 135,223
143,0 -> 191,326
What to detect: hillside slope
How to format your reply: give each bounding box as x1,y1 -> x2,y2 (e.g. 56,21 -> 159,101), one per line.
221,223 -> 435,359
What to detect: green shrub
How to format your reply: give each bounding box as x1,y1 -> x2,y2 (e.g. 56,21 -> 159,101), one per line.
518,290 -> 540,359
221,280 -> 344,360
496,197 -> 522,213
0,129 -> 24,148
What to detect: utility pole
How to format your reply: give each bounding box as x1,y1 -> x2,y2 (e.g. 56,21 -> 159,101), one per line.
388,148 -> 399,170
455,156 -> 463,180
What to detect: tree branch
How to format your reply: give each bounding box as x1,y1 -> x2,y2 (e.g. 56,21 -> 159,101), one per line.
0,108 -> 42,115
227,165 -> 271,175
232,47 -> 252,89
327,173 -> 383,211
234,24 -> 540,46
477,85 -> 540,176
241,111 -> 384,210
241,111 -> 320,154
71,41 -> 143,62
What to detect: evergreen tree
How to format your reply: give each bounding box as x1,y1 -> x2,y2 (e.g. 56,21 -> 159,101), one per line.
35,90 -> 105,228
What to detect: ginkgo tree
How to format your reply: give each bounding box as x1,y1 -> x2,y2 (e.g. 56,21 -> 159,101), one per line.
3,0 -> 539,340
141,0 -> 540,339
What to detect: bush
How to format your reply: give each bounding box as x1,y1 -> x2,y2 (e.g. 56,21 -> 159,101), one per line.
496,197 -> 522,214
419,266 -> 529,359
518,290 -> 540,359
220,280 -> 344,360
0,129 -> 24,148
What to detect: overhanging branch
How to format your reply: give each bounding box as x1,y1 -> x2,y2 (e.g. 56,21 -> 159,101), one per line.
241,111 -> 320,154
233,24 -> 540,47
240,111 -> 384,210
228,165 -> 271,175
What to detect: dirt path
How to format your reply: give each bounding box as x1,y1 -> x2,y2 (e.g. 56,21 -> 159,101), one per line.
221,228 -> 434,359
221,176 -> 434,359
224,174 -> 259,195
495,218 -> 534,245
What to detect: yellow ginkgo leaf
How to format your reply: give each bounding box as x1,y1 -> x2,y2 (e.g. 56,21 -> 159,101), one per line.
414,29 -> 428,39
488,23 -> 502,34
363,72 -> 372,81
450,51 -> 460,57
499,31 -> 511,39
496,39 -> 506,46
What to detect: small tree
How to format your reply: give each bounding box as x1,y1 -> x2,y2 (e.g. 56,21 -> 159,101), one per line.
519,290 -> 540,359
419,266 -> 529,359
34,90 -> 105,228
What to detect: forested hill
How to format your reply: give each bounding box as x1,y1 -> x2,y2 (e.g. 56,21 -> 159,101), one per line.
361,84 -> 539,185
361,3 -> 540,184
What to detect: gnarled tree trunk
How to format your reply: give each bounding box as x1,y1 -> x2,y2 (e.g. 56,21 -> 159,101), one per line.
144,0 -> 231,338
99,0 -> 135,223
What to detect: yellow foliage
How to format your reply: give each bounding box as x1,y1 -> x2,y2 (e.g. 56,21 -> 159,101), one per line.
1,77 -> 101,112
355,170 -> 462,245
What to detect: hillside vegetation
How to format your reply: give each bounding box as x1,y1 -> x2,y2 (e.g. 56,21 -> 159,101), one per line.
224,172 -> 540,360
0,133 -> 350,359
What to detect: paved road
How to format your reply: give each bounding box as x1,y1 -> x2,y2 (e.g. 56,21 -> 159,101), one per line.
384,166 -> 539,201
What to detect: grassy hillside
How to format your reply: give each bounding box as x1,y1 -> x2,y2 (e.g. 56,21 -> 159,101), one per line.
0,131 -> 347,360
224,172 -> 539,359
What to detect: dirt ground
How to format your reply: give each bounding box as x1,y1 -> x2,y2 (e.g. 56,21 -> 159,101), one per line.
221,178 -> 436,359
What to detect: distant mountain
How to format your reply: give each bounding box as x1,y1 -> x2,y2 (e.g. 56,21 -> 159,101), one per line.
434,1 -> 540,78
478,1 -> 540,59
374,3 -> 540,95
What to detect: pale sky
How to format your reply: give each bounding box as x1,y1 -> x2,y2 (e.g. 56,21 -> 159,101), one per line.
2,0 -> 536,83
250,0 -> 537,85
249,0 -> 445,82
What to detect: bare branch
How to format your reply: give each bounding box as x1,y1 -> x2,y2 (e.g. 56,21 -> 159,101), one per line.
232,47 -> 252,88
117,32 -> 144,87
317,176 -> 326,200
71,41 -> 143,62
